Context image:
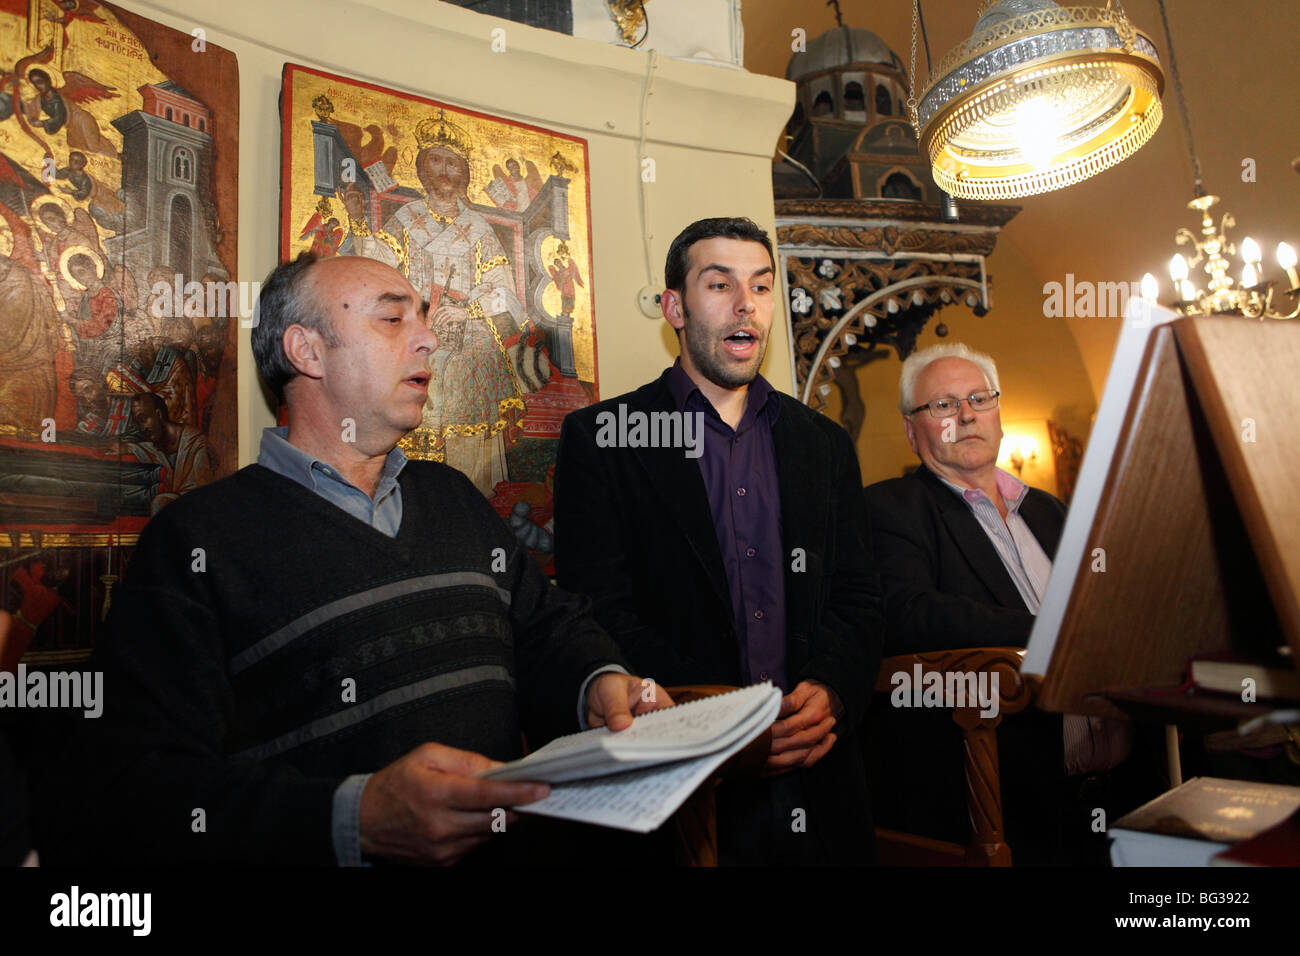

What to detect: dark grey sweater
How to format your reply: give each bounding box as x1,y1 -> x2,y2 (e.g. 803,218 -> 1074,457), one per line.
36,461 -> 627,864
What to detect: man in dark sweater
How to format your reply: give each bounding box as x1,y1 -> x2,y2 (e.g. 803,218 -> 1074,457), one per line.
35,253 -> 669,865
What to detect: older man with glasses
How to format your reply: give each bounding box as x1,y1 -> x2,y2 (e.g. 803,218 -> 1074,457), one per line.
863,343 -> 1145,865
869,342 -> 1062,652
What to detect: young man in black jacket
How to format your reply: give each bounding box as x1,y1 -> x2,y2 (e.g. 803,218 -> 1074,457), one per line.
554,218 -> 884,864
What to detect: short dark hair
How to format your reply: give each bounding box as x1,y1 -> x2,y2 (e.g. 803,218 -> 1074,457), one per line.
664,217 -> 775,293
251,252 -> 337,403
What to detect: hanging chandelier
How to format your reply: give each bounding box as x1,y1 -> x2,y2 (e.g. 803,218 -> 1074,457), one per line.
907,0 -> 1165,201
1141,0 -> 1298,319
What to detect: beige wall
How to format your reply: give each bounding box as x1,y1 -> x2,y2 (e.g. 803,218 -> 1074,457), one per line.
112,0 -> 795,466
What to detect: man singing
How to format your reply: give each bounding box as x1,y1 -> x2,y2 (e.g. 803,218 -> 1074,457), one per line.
36,253 -> 668,865
554,217 -> 884,864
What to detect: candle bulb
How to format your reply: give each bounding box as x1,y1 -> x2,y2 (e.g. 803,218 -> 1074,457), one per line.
1169,254 -> 1189,282
1140,272 -> 1159,302
1278,242 -> 1299,291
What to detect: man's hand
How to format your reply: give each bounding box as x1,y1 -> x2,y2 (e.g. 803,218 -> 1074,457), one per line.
358,742 -> 549,866
764,680 -> 842,776
586,673 -> 674,732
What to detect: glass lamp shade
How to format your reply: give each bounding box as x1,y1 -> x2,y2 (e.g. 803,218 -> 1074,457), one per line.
917,0 -> 1165,200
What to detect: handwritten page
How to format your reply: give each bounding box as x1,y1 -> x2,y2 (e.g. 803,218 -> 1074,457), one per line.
486,683 -> 781,783
512,686 -> 781,832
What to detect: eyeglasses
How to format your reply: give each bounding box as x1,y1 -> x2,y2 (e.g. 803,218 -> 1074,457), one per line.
908,389 -> 1001,419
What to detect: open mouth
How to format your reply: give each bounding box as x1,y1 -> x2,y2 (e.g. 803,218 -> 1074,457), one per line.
405,372 -> 431,390
723,329 -> 760,353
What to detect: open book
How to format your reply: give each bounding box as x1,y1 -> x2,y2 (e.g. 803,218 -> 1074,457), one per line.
481,683 -> 782,832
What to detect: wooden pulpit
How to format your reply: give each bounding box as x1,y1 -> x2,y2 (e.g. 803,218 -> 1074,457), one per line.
1024,314 -> 1300,716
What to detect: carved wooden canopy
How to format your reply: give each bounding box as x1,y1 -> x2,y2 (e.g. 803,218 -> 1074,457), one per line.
777,197 -> 1020,426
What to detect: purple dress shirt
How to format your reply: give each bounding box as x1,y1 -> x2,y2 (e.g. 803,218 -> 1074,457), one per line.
668,362 -> 788,691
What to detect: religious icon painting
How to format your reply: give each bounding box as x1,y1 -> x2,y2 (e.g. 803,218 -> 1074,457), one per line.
0,2 -> 239,662
279,64 -> 599,571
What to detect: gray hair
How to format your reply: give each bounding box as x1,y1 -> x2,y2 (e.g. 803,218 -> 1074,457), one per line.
251,252 -> 338,403
898,342 -> 1000,415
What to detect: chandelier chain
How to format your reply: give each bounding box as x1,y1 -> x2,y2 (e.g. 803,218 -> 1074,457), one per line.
1156,0 -> 1205,197
906,0 -> 920,135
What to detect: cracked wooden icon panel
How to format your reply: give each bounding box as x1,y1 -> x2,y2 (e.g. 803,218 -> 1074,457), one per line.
0,0 -> 238,659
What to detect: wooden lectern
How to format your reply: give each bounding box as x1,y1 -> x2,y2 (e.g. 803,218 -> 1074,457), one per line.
1027,316 -> 1300,716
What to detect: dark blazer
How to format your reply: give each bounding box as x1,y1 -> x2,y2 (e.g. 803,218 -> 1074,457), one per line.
554,368 -> 885,863
863,463 -> 1067,653
863,463 -> 1069,857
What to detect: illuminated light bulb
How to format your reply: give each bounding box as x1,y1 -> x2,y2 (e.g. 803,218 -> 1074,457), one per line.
1240,236 -> 1262,264
1278,243 -> 1300,290
1169,254 -> 1189,282
1140,273 -> 1159,302
1179,279 -> 1196,302
1014,98 -> 1061,171
1242,263 -> 1258,288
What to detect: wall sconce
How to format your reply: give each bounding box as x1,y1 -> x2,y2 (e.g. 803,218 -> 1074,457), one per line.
1000,434 -> 1039,478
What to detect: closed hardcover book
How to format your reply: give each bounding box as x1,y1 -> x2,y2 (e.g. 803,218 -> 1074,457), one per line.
1110,777 -> 1300,867
1188,652 -> 1300,701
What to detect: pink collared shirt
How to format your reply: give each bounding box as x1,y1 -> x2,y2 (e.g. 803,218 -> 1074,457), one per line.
935,468 -> 1052,614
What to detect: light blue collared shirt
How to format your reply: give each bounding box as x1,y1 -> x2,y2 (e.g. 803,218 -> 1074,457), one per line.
255,426 -> 624,865
257,426 -> 407,537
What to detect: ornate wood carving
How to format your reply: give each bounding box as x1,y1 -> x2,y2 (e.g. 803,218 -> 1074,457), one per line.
780,223 -> 999,257
785,252 -> 985,409
776,197 -> 1020,226
874,647 -> 1036,866
777,197 -> 1018,418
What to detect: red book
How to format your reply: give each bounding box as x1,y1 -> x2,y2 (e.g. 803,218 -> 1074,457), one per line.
1212,807 -> 1300,866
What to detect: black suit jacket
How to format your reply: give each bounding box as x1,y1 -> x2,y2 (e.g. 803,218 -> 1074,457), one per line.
863,464 -> 1069,854
863,464 -> 1066,653
554,368 -> 885,862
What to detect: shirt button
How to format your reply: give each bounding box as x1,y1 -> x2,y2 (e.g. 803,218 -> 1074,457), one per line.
753,609 -> 764,620
759,671 -> 770,681
736,487 -> 747,497
745,547 -> 756,557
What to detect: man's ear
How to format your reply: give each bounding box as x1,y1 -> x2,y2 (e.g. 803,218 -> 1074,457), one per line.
902,413 -> 919,456
661,288 -> 685,332
282,325 -> 325,381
